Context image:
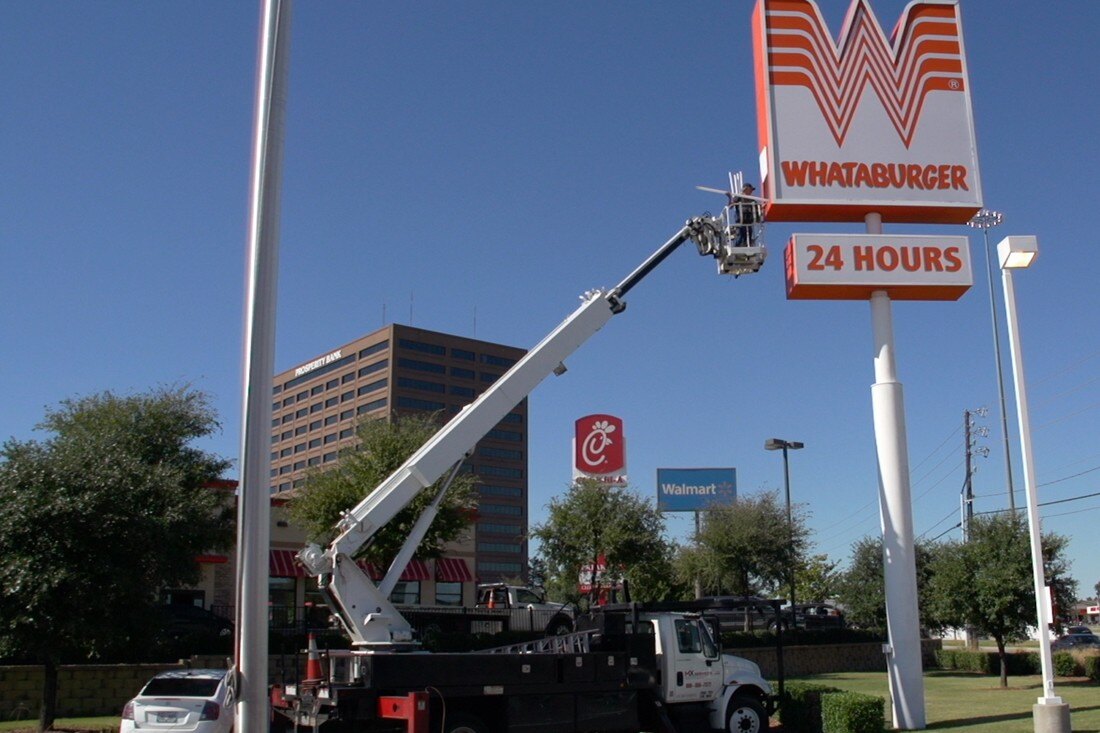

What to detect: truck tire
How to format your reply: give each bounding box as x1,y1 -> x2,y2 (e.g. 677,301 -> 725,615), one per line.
443,714 -> 489,733
546,615 -> 573,636
726,694 -> 768,733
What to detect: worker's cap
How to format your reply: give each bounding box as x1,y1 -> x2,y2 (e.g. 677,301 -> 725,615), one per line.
743,183 -> 756,191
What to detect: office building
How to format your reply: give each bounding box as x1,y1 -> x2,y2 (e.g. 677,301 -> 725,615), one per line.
270,324 -> 528,583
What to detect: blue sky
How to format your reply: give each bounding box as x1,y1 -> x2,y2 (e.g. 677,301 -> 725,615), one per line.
3,1 -> 1098,598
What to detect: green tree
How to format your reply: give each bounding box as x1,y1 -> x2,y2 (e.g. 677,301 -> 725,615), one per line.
927,513 -> 1076,687
286,412 -> 477,566
531,479 -> 678,605
795,553 -> 842,603
0,387 -> 233,732
674,491 -> 809,607
835,536 -> 941,632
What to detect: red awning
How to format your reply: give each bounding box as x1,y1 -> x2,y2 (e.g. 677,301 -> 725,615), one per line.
435,557 -> 472,582
357,558 -> 429,581
270,549 -> 306,578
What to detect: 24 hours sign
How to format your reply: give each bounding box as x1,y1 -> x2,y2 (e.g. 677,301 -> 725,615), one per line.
784,233 -> 972,301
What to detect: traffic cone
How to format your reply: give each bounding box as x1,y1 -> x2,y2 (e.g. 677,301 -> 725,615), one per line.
487,594 -> 495,609
304,633 -> 324,682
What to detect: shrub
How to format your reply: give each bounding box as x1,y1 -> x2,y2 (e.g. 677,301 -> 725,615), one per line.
1004,651 -> 1040,676
1052,651 -> 1079,677
1081,653 -> 1100,681
779,681 -> 841,733
933,648 -> 956,670
821,691 -> 885,733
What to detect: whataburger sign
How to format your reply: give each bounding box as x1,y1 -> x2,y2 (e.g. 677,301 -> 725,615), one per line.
753,0 -> 982,224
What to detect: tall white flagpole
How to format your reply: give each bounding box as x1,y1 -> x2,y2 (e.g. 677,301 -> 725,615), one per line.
235,1 -> 290,731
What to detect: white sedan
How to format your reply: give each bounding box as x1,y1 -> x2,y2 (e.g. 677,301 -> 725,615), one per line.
120,669 -> 233,733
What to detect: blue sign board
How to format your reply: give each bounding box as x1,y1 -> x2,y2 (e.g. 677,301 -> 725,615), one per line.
656,467 -> 737,512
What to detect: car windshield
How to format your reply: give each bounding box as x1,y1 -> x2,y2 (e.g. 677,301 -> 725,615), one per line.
143,678 -> 221,697
515,588 -> 544,604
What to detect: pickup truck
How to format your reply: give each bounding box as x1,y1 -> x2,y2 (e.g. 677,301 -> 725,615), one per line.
474,583 -> 575,635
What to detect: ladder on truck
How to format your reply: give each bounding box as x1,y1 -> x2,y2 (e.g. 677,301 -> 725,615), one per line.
482,628 -> 597,655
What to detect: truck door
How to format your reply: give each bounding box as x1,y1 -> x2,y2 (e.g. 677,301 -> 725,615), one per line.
664,617 -> 723,703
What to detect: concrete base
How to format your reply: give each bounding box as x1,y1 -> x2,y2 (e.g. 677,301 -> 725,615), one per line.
1032,702 -> 1071,733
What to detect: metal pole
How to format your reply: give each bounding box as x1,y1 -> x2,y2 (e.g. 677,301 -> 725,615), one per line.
866,212 -> 926,730
1000,264 -> 1069,723
781,445 -> 795,611
236,2 -> 290,731
970,211 -> 1016,511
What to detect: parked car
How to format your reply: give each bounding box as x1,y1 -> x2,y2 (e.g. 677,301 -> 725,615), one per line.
1064,625 -> 1092,635
782,603 -> 846,630
696,596 -> 782,632
1051,633 -> 1100,651
120,669 -> 233,733
161,604 -> 234,640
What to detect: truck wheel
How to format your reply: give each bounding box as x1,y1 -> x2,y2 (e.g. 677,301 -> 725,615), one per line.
726,695 -> 768,733
443,714 -> 488,733
546,616 -> 573,636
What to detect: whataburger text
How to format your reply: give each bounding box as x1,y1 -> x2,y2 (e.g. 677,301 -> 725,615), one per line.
781,160 -> 971,191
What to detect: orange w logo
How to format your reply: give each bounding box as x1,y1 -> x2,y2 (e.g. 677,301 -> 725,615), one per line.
764,0 -> 965,148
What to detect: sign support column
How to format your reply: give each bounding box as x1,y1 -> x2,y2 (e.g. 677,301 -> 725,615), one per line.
866,213 -> 926,730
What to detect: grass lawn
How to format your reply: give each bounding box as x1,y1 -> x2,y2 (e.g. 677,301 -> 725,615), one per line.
790,671 -> 1099,732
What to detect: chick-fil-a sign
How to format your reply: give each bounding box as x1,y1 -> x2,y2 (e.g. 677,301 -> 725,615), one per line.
573,414 -> 627,484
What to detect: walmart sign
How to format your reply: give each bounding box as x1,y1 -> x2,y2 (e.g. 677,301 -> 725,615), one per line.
656,467 -> 737,512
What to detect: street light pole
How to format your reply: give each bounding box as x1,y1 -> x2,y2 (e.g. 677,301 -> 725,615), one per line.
997,235 -> 1071,732
765,438 -> 803,613
968,209 -> 1016,512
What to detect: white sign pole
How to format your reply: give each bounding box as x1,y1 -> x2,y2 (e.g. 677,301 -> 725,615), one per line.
866,212 -> 926,730
235,1 -> 290,731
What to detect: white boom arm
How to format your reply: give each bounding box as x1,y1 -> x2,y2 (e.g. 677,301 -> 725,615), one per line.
298,213 -> 766,647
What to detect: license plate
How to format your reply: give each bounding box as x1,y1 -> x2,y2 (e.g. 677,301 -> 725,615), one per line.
155,712 -> 179,723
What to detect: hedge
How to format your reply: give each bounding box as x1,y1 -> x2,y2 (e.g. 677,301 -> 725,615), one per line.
821,691 -> 885,733
1082,654 -> 1100,681
778,681 -> 841,733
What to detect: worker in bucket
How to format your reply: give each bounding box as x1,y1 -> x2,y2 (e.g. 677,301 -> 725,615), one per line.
727,182 -> 760,247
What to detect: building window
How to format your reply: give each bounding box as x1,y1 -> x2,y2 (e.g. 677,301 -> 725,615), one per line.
359,342 -> 387,358
280,448 -> 292,458
282,430 -> 293,440
478,542 -> 522,554
478,561 -> 522,574
310,403 -> 323,413
398,358 -> 446,374
325,397 -> 338,407
451,348 -> 475,361
480,485 -> 522,498
358,398 -> 388,414
480,373 -> 500,384
398,377 -> 445,394
324,415 -> 337,426
295,408 -> 308,418
389,581 -> 420,605
340,391 -> 354,402
308,457 -> 321,467
293,460 -> 305,470
358,379 -> 387,395
340,409 -> 354,420
295,426 -> 307,436
479,447 -> 523,460
480,354 -> 517,368
479,522 -> 522,536
308,438 -> 321,449
480,503 -> 523,516
339,428 -> 355,439
294,443 -> 306,454
326,378 -> 339,390
487,428 -> 522,442
309,420 -> 322,431
450,367 -> 475,379
311,385 -> 324,396
359,359 -> 388,377
500,412 -> 524,424
324,433 -> 337,444
435,581 -> 462,607
478,465 -> 524,479
323,452 -> 337,463
273,385 -> 282,395
450,385 -> 475,398
399,339 -> 445,356
396,397 -> 445,411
